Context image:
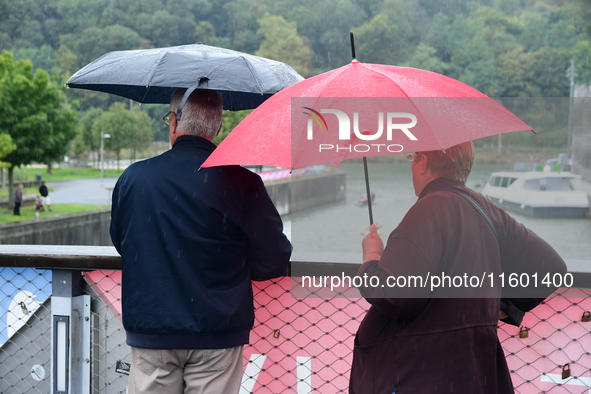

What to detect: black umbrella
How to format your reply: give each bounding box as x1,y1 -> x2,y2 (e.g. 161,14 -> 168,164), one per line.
66,44 -> 304,113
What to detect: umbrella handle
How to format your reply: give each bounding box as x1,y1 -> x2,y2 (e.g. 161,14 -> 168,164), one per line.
363,157 -> 374,225
176,78 -> 210,121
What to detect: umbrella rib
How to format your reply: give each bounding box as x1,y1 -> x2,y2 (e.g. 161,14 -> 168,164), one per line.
364,64 -> 452,151
241,58 -> 265,94
139,52 -> 168,103
207,57 -> 265,95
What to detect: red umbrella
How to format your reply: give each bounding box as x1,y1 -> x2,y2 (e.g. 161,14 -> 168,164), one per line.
202,65 -> 531,167
202,37 -> 533,223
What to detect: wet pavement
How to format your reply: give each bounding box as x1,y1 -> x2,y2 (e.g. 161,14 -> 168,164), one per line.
46,177 -> 119,206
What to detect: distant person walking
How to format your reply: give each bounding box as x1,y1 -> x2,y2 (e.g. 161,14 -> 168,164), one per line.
13,184 -> 23,215
39,181 -> 51,211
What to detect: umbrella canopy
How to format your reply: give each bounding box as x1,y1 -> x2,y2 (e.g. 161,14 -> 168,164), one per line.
202,60 -> 533,169
66,44 -> 304,111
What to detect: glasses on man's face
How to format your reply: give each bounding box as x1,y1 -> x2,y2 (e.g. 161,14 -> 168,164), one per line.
407,154 -> 416,164
163,111 -> 172,126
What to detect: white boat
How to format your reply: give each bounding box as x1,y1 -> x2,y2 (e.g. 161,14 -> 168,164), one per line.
481,171 -> 589,218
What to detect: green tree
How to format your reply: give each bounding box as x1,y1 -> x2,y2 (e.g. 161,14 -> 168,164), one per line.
579,0 -> 591,37
168,0 -> 213,17
449,31 -> 498,95
406,43 -> 449,74
71,133 -> 88,157
418,0 -> 475,18
0,50 -> 78,202
194,21 -> 221,46
80,107 -> 104,161
55,44 -> 79,82
353,14 -> 399,64
382,0 -> 426,61
0,0 -> 46,49
496,45 -> 570,97
256,14 -> 313,77
13,45 -> 57,72
466,7 -> 520,57
286,4 -> 323,43
0,133 -> 17,168
494,0 -> 528,16
573,40 -> 591,84
522,46 -> 570,97
222,0 -> 265,53
515,10 -> 580,52
496,47 -> 531,97
61,25 -> 143,67
424,13 -> 467,63
127,105 -> 153,163
56,0 -> 110,33
516,11 -> 549,52
214,110 -> 252,145
311,0 -> 369,70
111,0 -> 162,16
425,10 -> 515,95
135,10 -> 196,48
13,19 -> 45,48
92,102 -> 153,169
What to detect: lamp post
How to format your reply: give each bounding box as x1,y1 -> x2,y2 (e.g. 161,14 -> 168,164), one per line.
100,133 -> 111,186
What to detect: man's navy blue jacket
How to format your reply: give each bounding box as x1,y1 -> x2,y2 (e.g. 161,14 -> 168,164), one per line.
110,136 -> 292,349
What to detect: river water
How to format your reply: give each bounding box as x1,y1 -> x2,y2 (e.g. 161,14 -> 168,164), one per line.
284,160 -> 591,261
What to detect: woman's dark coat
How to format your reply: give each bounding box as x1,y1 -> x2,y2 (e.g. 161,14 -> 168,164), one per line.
350,178 -> 567,394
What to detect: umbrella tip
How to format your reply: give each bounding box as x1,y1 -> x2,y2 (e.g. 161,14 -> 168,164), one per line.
349,32 -> 356,61
531,129 -> 538,135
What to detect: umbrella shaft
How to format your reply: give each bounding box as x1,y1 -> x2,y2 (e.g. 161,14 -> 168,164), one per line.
363,157 -> 374,225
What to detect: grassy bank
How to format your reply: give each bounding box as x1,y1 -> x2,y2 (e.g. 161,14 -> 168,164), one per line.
11,167 -> 125,182
0,204 -> 109,224
0,167 -> 125,198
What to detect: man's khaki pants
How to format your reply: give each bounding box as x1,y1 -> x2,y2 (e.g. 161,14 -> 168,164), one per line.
128,346 -> 244,394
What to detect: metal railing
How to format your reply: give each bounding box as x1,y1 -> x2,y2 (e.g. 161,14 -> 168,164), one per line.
1,246 -> 590,393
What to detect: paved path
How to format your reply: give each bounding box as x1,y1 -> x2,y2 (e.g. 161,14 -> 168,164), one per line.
45,177 -> 119,206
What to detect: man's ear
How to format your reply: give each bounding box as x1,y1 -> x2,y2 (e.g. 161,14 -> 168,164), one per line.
416,153 -> 429,174
169,111 -> 179,146
170,111 -> 178,131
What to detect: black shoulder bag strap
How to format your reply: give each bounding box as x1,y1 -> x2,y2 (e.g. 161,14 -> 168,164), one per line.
439,187 -> 499,242
440,188 -> 528,326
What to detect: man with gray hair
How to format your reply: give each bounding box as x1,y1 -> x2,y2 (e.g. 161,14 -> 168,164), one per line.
110,88 -> 292,394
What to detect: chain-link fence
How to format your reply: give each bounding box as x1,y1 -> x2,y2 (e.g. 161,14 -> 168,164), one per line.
87,271 -> 129,394
498,288 -> 591,393
1,267 -> 591,393
0,268 -> 51,394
